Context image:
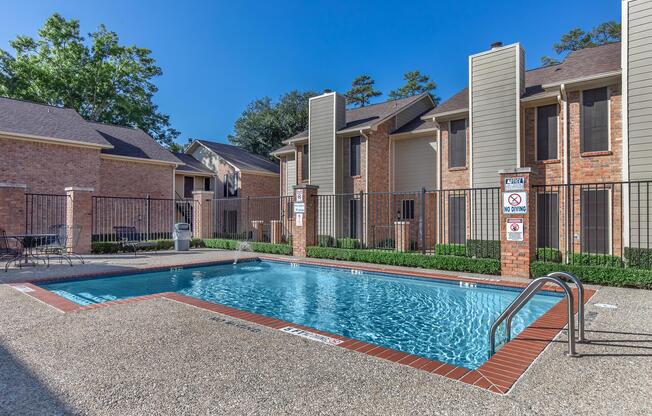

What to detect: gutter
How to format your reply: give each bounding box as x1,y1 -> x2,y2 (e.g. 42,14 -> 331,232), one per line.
541,70 -> 622,90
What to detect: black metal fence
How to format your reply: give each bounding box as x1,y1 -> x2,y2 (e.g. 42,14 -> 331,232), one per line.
92,196 -> 196,242
25,193 -> 68,234
534,181 -> 652,268
313,187 -> 501,256
210,196 -> 294,242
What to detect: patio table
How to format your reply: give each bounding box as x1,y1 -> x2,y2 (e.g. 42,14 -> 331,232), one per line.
4,233 -> 57,269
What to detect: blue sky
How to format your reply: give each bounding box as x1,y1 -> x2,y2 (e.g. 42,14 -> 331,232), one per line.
1,0 -> 620,146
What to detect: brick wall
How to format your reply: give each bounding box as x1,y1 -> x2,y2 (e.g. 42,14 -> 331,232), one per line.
240,172 -> 280,197
98,158 -> 174,198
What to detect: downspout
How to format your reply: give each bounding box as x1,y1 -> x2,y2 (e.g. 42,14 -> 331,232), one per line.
560,83 -> 570,263
360,129 -> 370,246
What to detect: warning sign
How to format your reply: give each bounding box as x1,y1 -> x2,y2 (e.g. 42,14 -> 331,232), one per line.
503,192 -> 528,214
504,177 -> 525,191
295,189 -> 304,202
506,218 -> 524,241
295,213 -> 304,227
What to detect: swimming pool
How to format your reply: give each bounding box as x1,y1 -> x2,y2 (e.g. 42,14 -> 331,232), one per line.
40,260 -> 561,369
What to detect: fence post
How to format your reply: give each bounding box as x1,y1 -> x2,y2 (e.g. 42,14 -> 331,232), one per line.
420,187 -> 426,254
0,183 -> 27,236
395,221 -> 411,252
359,190 -> 364,247
498,168 -> 535,278
292,184 -> 319,257
270,220 -> 282,244
192,190 -> 214,239
65,187 -> 94,254
146,195 -> 151,241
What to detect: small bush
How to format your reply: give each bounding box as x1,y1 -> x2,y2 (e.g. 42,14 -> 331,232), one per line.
202,239 -> 292,255
536,247 -> 562,263
374,238 -> 395,250
91,239 -> 197,254
531,261 -> 652,289
306,246 -> 501,275
337,238 -> 360,249
569,253 -> 622,268
435,243 -> 466,257
318,235 -> 335,247
466,239 -> 500,260
624,247 -> 652,269
203,239 -> 238,250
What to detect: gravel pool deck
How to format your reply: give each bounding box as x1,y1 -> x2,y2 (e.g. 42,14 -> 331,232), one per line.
1,250 -> 650,415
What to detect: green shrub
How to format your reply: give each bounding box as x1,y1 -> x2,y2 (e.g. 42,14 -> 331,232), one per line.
91,242 -> 121,254
91,239 -> 188,254
466,239 -> 500,260
531,261 -> 652,289
536,247 -> 562,263
374,238 -> 395,249
202,239 -> 292,255
318,235 -> 335,247
337,238 -> 360,249
306,246 -> 501,275
624,247 -> 652,269
569,253 -> 623,268
435,243 -> 466,257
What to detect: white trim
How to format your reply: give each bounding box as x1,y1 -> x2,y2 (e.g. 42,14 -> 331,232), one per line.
0,131 -> 111,150
174,169 -> 213,177
333,94 -> 337,194
100,153 -> 179,167
468,41 -> 521,59
421,108 -> 469,121
64,186 -> 94,192
434,121 -> 441,191
0,182 -> 27,189
622,0 -> 631,248
361,130 -> 370,194
468,54 -> 474,188
516,45 -> 522,169
541,70 -> 622,90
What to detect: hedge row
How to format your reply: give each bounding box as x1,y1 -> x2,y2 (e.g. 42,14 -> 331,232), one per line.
202,239 -> 293,255
306,246 -> 501,275
91,239 -> 205,254
433,240 -> 500,260
531,261 -> 652,289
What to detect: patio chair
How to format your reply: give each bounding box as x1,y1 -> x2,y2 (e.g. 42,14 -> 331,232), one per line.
113,226 -> 158,256
1,229 -> 22,272
40,224 -> 85,266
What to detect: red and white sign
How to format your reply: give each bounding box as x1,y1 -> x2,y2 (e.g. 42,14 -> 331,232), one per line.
503,191 -> 528,214
295,213 -> 304,227
506,218 -> 524,241
296,189 -> 304,203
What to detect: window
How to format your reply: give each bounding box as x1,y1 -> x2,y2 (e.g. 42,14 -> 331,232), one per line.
581,87 -> 609,152
449,119 -> 466,168
349,199 -> 360,239
581,189 -> 609,254
204,177 -> 211,191
448,195 -> 466,244
302,145 -> 309,181
223,174 -> 238,198
350,136 -> 361,176
537,193 -> 559,249
183,177 -> 194,198
400,199 -> 415,220
536,104 -> 558,160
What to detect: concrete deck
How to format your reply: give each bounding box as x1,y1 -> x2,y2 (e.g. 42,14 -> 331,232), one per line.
1,250 -> 650,415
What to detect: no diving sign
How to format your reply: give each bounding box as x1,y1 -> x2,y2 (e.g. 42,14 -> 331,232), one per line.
503,192 -> 527,214
506,218 -> 524,241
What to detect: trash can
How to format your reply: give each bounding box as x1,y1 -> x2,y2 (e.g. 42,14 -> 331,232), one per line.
172,223 -> 192,251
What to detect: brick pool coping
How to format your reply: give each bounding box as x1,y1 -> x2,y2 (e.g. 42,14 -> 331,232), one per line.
7,256 -> 595,395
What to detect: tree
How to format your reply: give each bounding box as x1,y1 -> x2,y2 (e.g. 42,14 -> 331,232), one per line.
228,90 -> 318,159
0,13 -> 179,146
388,70 -> 439,104
345,74 -> 381,107
541,21 -> 621,66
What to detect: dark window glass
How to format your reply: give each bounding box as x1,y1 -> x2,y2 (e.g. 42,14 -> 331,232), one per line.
204,177 -> 211,191
537,193 -> 559,249
223,174 -> 238,198
581,87 -> 609,152
401,199 -> 415,220
349,199 -> 360,239
448,195 -> 466,244
449,119 -> 467,168
302,145 -> 309,180
536,104 -> 558,160
222,210 -> 238,235
184,176 -> 194,198
581,189 -> 609,254
350,136 -> 361,176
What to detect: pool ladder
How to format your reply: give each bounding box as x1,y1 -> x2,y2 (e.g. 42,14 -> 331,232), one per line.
489,272 -> 587,357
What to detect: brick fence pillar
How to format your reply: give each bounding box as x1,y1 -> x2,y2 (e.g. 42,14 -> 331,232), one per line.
394,221 -> 411,252
499,168 -> 535,278
292,184 -> 319,257
270,220 -> 282,244
251,220 -> 264,242
192,190 -> 214,239
0,183 -> 27,237
65,187 -> 94,254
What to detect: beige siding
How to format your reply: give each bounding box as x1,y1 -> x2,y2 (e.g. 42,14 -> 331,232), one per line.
285,156 -> 296,196
471,44 -> 522,188
395,96 -> 434,130
393,136 -> 437,191
628,0 -> 652,180
309,94 -> 336,194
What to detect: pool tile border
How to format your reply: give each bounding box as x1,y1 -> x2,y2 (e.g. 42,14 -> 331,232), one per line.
7,256 -> 595,395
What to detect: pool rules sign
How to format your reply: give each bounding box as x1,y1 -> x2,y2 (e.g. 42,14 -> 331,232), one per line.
506,218 -> 524,242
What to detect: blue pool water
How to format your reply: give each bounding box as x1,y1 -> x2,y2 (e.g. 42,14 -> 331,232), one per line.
40,260 -> 561,369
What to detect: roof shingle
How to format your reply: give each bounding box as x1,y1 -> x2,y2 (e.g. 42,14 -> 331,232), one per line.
173,153 -> 213,173
92,122 -> 180,164
195,140 -> 280,174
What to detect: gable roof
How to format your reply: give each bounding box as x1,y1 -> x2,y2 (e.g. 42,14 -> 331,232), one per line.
424,42 -> 622,118
91,122 -> 180,164
193,140 -> 280,175
391,110 -> 437,135
0,97 -> 112,147
173,152 -> 213,174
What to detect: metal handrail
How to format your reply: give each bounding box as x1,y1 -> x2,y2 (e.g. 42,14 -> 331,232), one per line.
503,272 -> 587,344
489,276 -> 578,357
